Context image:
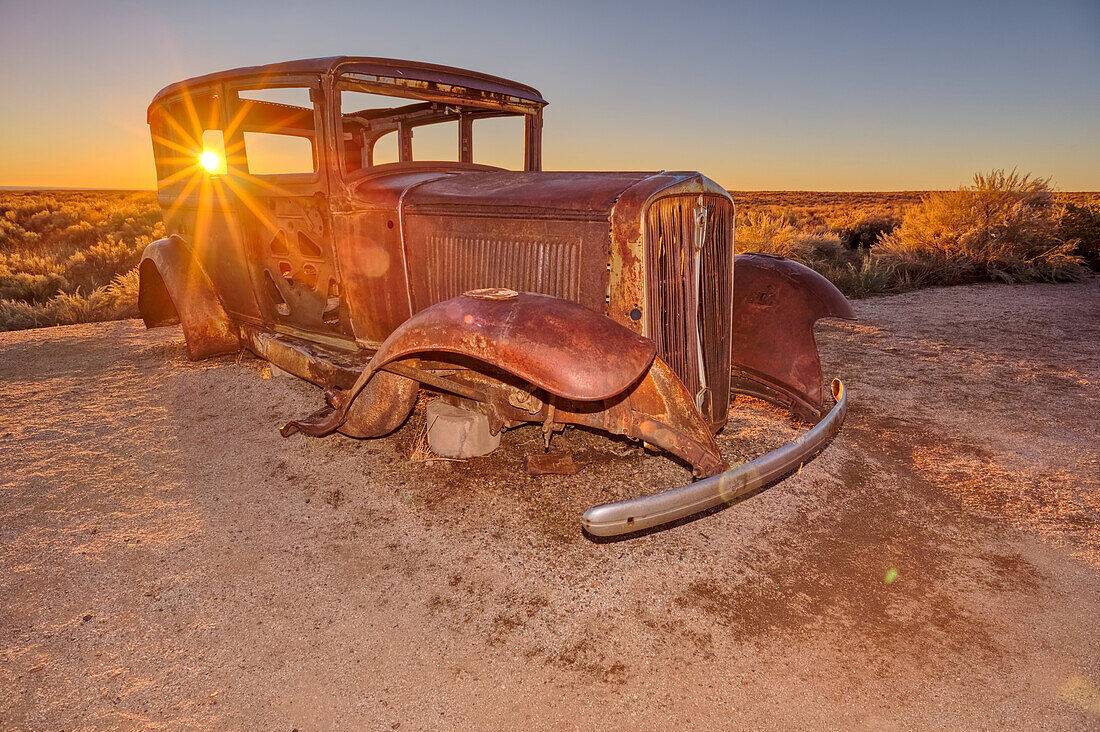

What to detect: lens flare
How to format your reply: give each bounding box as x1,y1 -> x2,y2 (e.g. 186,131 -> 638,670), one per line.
199,151 -> 222,174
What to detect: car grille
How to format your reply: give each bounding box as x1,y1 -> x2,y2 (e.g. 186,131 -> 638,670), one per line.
419,234 -> 582,304
644,194 -> 734,425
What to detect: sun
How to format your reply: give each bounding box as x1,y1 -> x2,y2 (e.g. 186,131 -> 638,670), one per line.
199,150 -> 222,174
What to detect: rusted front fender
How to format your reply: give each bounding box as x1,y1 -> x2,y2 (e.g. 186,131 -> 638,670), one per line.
138,235 -> 238,360
369,289 -> 658,401
731,253 -> 855,420
283,289 -> 726,476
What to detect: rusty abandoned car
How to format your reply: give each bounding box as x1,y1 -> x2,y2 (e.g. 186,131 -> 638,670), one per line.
139,56 -> 854,536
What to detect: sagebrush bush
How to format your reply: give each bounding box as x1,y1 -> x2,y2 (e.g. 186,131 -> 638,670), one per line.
0,269 -> 140,331
1059,203 -> 1100,270
736,211 -> 801,258
0,265 -> 71,304
875,170 -> 1087,286
63,234 -> 147,290
735,211 -> 848,264
0,191 -> 161,330
839,216 -> 898,249
812,257 -> 893,298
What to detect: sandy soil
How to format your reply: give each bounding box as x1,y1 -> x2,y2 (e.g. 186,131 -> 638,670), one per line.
2,279 -> 1098,730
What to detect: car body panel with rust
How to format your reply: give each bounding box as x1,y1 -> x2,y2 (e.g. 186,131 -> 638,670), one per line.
139,56 -> 854,536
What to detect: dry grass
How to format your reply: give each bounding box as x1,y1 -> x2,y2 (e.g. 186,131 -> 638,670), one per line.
407,414 -> 436,462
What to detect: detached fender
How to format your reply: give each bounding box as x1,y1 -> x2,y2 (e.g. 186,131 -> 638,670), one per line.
138,235 -> 238,360
284,289 -> 662,439
732,253 -> 854,420
373,289 -> 657,401
283,289 -> 725,477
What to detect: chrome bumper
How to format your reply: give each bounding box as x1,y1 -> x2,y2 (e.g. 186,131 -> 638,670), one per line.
581,379 -> 848,537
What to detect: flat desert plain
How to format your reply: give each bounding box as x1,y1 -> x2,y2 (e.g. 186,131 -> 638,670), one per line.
2,279 -> 1098,729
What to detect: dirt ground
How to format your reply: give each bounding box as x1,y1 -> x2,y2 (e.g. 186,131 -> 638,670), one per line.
1,279 -> 1098,730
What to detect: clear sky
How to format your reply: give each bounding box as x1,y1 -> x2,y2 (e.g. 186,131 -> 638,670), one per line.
1,0 -> 1097,190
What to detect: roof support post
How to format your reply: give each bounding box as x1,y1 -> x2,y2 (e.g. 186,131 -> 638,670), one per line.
524,111 -> 542,172
459,114 -> 473,163
398,121 -> 413,163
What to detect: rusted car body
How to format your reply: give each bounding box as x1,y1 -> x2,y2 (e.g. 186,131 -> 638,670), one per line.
139,56 -> 854,536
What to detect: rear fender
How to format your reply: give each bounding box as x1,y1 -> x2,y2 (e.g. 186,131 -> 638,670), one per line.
138,235 -> 238,360
732,253 -> 855,420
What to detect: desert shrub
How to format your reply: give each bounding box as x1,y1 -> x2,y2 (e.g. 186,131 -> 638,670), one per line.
737,210 -> 854,271
0,266 -> 71,304
811,256 -> 893,298
736,211 -> 814,262
836,215 -> 898,249
875,170 -> 1087,286
0,191 -> 162,330
105,267 -> 141,307
0,299 -> 40,330
1,253 -> 64,277
1059,203 -> 1100,270
57,220 -> 98,249
0,268 -> 139,332
798,231 -> 848,263
737,211 -> 798,256
63,234 -> 146,290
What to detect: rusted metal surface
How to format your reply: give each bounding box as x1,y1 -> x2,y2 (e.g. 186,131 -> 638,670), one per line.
644,194 -> 735,428
470,354 -> 727,478
141,57 -> 855,537
583,379 -> 848,536
277,287 -> 725,477
400,171 -> 655,316
150,57 -> 546,115
361,290 -> 657,402
731,254 -> 856,421
526,453 -> 578,476
138,235 -> 238,359
338,369 -> 419,438
241,325 -> 418,438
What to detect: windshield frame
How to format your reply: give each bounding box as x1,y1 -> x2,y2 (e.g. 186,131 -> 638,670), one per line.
333,73 -> 541,185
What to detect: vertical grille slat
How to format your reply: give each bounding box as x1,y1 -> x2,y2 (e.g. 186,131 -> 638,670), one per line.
645,194 -> 734,425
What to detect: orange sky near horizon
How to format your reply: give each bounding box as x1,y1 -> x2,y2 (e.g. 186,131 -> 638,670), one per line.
1,0 -> 1097,192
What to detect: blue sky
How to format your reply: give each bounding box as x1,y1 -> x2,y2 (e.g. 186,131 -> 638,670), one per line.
0,0 -> 1097,189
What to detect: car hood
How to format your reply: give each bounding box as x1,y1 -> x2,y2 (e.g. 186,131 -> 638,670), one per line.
348,168 -> 715,220
399,171 -> 659,219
